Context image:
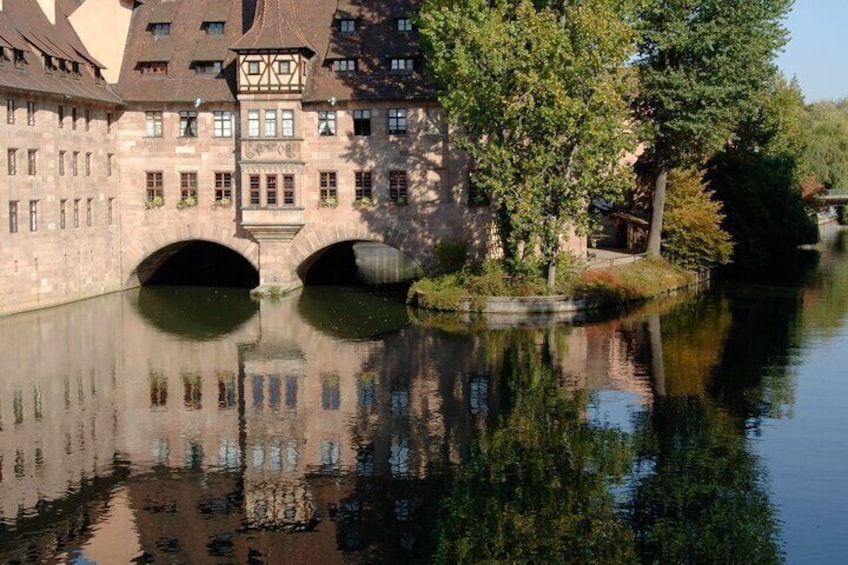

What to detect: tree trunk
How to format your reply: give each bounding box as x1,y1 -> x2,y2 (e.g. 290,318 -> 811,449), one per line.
646,167 -> 668,257
547,258 -> 557,289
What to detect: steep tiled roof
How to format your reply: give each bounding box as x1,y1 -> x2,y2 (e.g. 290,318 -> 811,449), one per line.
0,0 -> 121,104
117,0 -> 243,103
304,0 -> 433,103
230,0 -> 317,53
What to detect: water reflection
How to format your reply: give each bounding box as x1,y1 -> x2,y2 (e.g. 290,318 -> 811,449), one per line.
3,228 -> 848,562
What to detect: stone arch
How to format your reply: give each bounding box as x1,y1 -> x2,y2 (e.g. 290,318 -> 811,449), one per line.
288,224 -> 430,282
123,224 -> 259,287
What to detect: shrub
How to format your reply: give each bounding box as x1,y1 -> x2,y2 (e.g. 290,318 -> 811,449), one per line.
433,240 -> 469,275
662,168 -> 734,271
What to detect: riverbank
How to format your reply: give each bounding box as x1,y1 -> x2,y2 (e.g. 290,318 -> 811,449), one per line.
408,256 -> 697,315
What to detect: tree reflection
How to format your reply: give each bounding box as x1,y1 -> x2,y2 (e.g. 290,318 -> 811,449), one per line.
629,396 -> 782,564
630,297 -> 783,564
435,343 -> 635,564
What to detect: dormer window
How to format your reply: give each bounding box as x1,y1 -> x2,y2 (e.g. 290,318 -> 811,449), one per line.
332,59 -> 356,73
390,58 -> 415,73
203,21 -> 225,35
59,59 -> 68,72
140,61 -> 168,75
396,18 -> 413,32
71,61 -> 80,74
194,60 -> 223,75
13,49 -> 25,66
150,22 -> 171,37
338,19 -> 356,33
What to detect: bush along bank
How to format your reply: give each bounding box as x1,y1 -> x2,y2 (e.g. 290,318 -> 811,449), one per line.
407,257 -> 697,314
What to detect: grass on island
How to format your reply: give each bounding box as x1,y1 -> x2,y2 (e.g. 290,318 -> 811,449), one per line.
408,257 -> 696,312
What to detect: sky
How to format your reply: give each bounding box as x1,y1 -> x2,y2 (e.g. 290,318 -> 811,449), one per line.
777,0 -> 848,102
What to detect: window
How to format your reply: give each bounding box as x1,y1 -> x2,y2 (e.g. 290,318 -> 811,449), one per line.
397,18 -> 413,32
390,58 -> 415,72
247,110 -> 260,137
318,111 -> 336,136
27,101 -> 35,126
106,112 -> 113,133
281,110 -> 294,137
86,198 -> 93,226
215,172 -> 233,202
203,21 -> 225,35
389,170 -> 408,203
319,172 -> 337,203
145,111 -> 163,137
6,99 -> 14,124
27,201 -> 37,234
107,153 -> 113,176
277,60 -> 291,74
107,198 -> 114,225
283,174 -> 295,205
58,105 -> 64,128
84,109 -> 90,131
249,175 -> 261,205
72,151 -> 79,176
73,199 -> 80,227
27,150 -> 36,175
194,61 -> 222,75
140,62 -> 168,74
151,22 -> 171,37
353,110 -> 371,136
388,108 -> 407,135
7,148 -> 16,175
355,171 -> 373,201
332,59 -> 356,72
58,151 -> 65,176
9,201 -> 18,233
266,175 -> 277,205
264,110 -> 277,137
60,199 -> 66,229
247,60 -> 261,75
180,172 -> 198,200
338,19 -> 356,33
213,111 -> 232,137
146,171 -> 164,202
179,111 -> 197,137
72,107 -> 78,129
85,152 -> 91,176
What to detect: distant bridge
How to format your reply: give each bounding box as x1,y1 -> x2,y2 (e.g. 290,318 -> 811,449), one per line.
816,193 -> 848,206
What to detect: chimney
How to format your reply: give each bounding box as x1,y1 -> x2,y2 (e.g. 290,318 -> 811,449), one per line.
37,0 -> 56,25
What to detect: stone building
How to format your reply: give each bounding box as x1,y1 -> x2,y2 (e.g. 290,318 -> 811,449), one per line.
0,0 -> 587,317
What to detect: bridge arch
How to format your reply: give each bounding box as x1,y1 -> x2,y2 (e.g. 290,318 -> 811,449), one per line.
289,225 -> 430,283
123,224 -> 259,287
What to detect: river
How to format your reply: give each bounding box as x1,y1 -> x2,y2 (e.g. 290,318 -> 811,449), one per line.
1,226 -> 847,564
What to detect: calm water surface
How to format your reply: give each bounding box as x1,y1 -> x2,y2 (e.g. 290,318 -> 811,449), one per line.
2,227 -> 848,564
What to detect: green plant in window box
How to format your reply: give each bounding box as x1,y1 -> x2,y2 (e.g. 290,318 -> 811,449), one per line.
319,197 -> 338,208
177,197 -> 197,209
215,197 -> 232,208
145,196 -> 164,209
392,197 -> 408,207
353,196 -> 374,207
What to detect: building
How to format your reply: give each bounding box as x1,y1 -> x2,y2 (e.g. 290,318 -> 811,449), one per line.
0,0 -> 586,317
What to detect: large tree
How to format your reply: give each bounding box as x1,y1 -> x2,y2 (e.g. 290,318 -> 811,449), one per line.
419,0 -> 634,286
634,0 -> 793,256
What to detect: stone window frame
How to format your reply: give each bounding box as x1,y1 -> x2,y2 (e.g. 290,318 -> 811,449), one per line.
180,172 -> 198,200
179,111 -> 198,138
213,111 -> 233,137
319,171 -> 338,204
389,170 -> 408,204
318,110 -> 336,136
387,108 -> 407,135
145,111 -> 163,137
146,171 -> 164,201
353,109 -> 371,136
355,171 -> 373,201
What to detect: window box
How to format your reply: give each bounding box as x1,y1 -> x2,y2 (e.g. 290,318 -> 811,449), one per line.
318,197 -> 338,208
213,197 -> 232,208
145,196 -> 164,209
177,197 -> 197,209
353,196 -> 375,207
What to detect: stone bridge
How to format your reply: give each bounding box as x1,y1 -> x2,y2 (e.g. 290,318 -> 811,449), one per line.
122,196 -> 497,295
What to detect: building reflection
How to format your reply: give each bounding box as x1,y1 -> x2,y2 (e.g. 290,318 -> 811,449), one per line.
0,288 -> 653,562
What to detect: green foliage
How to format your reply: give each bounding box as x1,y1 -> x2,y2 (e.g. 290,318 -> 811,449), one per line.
432,239 -> 469,275
708,148 -> 818,273
634,0 -> 793,254
662,168 -> 733,270
419,0 -> 635,273
802,100 -> 848,190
